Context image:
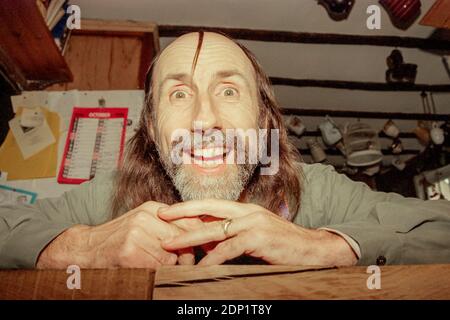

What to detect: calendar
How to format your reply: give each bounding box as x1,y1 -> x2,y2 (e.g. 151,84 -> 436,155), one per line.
57,107 -> 128,184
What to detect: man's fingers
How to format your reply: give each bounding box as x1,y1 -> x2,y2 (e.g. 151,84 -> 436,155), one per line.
171,217 -> 205,232
177,248 -> 196,265
198,234 -> 251,266
136,201 -> 169,213
132,211 -> 181,240
158,199 -> 254,221
161,216 -> 247,250
119,234 -> 177,267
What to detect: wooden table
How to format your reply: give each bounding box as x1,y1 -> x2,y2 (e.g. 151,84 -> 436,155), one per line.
0,264 -> 449,300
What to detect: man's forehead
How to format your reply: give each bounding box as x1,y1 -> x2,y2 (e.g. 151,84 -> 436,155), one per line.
154,32 -> 255,80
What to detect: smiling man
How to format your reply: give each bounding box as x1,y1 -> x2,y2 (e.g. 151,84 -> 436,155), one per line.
1,32 -> 449,269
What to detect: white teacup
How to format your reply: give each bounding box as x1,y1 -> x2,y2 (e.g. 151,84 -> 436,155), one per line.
319,116 -> 342,146
286,116 -> 306,136
383,119 -> 400,138
430,122 -> 444,145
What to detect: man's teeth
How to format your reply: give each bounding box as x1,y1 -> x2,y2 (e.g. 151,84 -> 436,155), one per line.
193,148 -> 224,158
191,148 -> 225,167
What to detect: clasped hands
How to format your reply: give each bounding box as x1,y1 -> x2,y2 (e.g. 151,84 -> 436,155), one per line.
37,199 -> 357,269
158,199 -> 357,267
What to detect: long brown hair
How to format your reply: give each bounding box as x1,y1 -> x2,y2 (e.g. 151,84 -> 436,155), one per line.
111,31 -> 303,219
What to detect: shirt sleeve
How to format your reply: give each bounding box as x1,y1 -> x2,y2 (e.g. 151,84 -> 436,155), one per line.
0,173 -> 114,269
299,163 -> 450,266
318,227 -> 362,259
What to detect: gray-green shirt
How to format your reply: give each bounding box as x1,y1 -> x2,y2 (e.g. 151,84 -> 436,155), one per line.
1,163 -> 449,268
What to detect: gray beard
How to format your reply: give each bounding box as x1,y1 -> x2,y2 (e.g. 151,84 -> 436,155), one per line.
171,163 -> 255,201
157,147 -> 256,201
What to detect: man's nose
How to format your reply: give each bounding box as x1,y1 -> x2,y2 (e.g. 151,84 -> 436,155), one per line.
191,93 -> 221,131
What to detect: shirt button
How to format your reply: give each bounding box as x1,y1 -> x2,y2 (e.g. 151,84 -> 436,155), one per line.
376,255 -> 387,265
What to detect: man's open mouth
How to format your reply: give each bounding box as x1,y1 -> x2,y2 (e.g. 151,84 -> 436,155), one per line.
184,145 -> 232,168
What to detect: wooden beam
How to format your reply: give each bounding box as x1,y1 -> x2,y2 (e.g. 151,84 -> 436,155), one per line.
300,130 -> 418,139
75,19 -> 158,36
158,25 -> 450,50
271,78 -> 450,92
298,148 -> 420,156
282,108 -> 450,121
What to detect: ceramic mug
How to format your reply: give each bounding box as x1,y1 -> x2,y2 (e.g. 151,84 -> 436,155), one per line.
286,116 -> 306,136
413,121 -> 430,145
383,119 -> 400,138
307,139 -> 327,163
319,116 -> 342,146
430,122 -> 445,145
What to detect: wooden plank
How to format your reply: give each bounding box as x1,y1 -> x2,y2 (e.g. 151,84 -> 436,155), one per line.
155,265 -> 332,284
0,269 -> 39,300
138,33 -> 156,88
47,19 -> 159,90
159,25 -> 450,50
0,0 -> 72,87
76,19 -> 158,36
48,35 -> 143,90
0,46 -> 27,92
420,0 -> 450,29
153,264 -> 450,300
71,269 -> 154,300
1,265 -> 449,300
0,269 -> 155,300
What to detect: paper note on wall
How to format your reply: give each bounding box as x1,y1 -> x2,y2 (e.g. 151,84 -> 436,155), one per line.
0,107 -> 59,180
9,107 -> 56,160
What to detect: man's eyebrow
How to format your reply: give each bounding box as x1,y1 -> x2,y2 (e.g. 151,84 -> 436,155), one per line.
157,73 -> 192,98
213,70 -> 251,84
157,69 -> 252,95
159,73 -> 191,87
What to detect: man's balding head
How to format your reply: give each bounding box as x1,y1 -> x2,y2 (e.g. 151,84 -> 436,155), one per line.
113,31 -> 302,217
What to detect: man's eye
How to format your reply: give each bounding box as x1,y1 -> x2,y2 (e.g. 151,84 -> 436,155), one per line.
222,88 -> 238,97
172,91 -> 188,99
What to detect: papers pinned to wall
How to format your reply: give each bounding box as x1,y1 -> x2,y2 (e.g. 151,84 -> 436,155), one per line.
0,107 -> 59,180
9,107 -> 56,160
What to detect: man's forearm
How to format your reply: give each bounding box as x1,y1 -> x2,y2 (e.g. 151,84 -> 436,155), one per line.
36,225 -> 92,269
313,229 -> 358,266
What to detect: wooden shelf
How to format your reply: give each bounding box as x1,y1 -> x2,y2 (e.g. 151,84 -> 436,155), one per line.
0,0 -> 73,91
47,19 -> 159,91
